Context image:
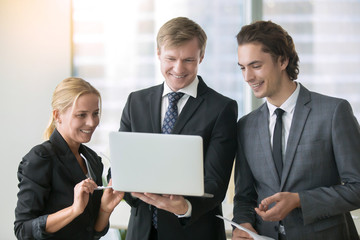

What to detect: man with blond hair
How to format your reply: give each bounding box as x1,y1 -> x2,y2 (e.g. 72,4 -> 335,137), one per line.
119,17 -> 238,240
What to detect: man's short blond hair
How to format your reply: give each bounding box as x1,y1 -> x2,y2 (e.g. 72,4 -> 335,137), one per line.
157,17 -> 207,57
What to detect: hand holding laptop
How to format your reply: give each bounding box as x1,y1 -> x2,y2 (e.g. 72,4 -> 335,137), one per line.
131,192 -> 189,216
99,179 -> 124,214
109,132 -> 213,197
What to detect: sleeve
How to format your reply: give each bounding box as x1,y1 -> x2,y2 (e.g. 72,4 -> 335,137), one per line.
119,92 -> 133,132
93,224 -> 109,240
118,92 -> 143,207
14,144 -> 55,240
299,100 -> 360,225
185,99 -> 238,225
232,131 -> 258,226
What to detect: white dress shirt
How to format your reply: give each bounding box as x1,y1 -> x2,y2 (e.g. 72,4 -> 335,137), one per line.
161,76 -> 199,218
267,82 -> 300,162
161,76 -> 199,127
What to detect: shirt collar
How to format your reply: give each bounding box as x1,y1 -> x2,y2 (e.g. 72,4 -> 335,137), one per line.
162,76 -> 199,98
267,81 -> 300,115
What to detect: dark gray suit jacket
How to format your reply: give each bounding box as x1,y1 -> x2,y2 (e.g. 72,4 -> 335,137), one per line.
119,76 -> 238,240
233,84 -> 360,240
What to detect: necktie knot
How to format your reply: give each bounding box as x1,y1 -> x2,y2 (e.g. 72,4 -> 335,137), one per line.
168,92 -> 184,105
275,108 -> 285,118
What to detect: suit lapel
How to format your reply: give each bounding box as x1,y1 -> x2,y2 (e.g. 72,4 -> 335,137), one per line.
149,84 -> 163,133
80,146 -> 99,183
280,84 -> 311,190
50,130 -> 86,185
258,104 -> 282,186
172,97 -> 204,134
171,77 -> 206,134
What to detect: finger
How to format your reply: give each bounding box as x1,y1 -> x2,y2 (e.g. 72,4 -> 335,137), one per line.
238,232 -> 252,238
107,178 -> 113,186
169,195 -> 183,201
108,192 -> 124,207
263,193 -> 282,205
232,237 -> 250,240
131,192 -> 145,198
255,207 -> 277,221
255,207 -> 263,216
84,179 -> 98,190
132,192 -> 157,206
144,192 -> 162,201
258,203 -> 267,211
255,207 -> 269,219
233,230 -> 252,239
82,180 -> 98,193
80,184 -> 94,194
116,191 -> 125,200
260,197 -> 272,207
130,192 -> 143,199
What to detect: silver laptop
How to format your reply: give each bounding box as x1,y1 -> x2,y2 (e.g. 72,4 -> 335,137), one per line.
108,131 -> 213,198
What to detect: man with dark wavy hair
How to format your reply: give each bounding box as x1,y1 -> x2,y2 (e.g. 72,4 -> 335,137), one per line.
232,20 -> 360,240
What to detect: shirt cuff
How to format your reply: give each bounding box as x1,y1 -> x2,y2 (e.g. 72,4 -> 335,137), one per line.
175,199 -> 192,218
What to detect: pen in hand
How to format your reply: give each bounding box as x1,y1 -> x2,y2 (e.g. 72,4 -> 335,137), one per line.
95,186 -> 113,190
80,153 -> 93,180
81,153 -> 113,190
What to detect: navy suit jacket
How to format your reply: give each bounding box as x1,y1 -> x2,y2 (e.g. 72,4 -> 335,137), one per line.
119,76 -> 238,240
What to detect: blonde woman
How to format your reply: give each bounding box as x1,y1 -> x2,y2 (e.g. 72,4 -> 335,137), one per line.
14,77 -> 123,240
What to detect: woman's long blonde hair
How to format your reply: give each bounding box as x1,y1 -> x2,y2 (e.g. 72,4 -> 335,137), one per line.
43,77 -> 101,140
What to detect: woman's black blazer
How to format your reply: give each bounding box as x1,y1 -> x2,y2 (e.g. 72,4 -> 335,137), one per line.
14,129 -> 106,240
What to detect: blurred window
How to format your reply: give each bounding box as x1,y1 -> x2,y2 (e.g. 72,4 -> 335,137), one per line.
263,0 -> 360,120
72,0 -> 245,153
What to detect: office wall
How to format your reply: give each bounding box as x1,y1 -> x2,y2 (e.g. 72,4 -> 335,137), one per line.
0,0 -> 71,238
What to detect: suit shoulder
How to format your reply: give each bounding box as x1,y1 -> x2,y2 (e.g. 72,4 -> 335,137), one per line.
308,91 -> 351,112
128,84 -> 162,97
238,104 -> 264,125
19,141 -> 54,177
310,91 -> 345,103
24,141 -> 55,160
203,86 -> 236,104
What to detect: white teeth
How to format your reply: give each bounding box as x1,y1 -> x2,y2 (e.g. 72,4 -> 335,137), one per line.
252,83 -> 261,87
81,130 -> 91,134
173,74 -> 185,78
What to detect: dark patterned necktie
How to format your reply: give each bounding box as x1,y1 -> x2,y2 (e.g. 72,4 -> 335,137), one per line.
162,92 -> 185,134
152,91 -> 184,229
273,108 -> 285,180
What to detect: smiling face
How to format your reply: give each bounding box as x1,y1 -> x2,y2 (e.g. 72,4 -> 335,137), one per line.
237,43 -> 291,106
157,38 -> 203,92
55,93 -> 100,150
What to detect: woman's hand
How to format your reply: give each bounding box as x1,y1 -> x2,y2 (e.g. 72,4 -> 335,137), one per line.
95,179 -> 124,232
99,179 -> 124,214
46,178 -> 97,233
72,178 -> 97,215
